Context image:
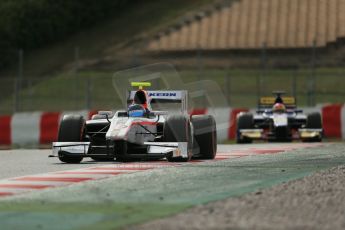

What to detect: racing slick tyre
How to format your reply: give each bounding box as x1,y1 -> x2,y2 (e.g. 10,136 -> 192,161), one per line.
191,115 -> 217,159
91,156 -> 114,161
236,113 -> 254,144
57,115 -> 85,163
114,140 -> 130,162
304,112 -> 322,142
164,115 -> 193,162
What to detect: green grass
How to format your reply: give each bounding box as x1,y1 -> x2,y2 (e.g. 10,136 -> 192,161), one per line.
1,67 -> 345,114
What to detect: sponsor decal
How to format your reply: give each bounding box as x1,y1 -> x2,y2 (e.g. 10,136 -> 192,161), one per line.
148,92 -> 177,97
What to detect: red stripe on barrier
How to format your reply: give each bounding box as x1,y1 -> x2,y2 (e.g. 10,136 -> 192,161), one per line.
189,108 -> 207,115
39,112 -> 60,144
228,108 -> 248,139
0,115 -> 11,145
322,104 -> 342,137
14,177 -> 92,183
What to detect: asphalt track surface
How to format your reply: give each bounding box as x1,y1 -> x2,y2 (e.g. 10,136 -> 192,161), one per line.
0,143 -> 344,229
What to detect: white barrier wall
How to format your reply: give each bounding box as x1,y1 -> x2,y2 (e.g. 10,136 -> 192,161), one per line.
0,105 -> 343,146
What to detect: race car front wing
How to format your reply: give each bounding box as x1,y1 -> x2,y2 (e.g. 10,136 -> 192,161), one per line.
239,128 -> 323,140
50,141 -> 188,159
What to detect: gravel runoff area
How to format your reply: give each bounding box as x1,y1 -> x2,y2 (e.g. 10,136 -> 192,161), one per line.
129,165 -> 345,230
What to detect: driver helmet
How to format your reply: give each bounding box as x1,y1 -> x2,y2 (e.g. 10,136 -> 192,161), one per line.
272,103 -> 286,113
128,104 -> 146,117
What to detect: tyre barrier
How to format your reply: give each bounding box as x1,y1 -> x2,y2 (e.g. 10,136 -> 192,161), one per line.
0,105 -> 344,146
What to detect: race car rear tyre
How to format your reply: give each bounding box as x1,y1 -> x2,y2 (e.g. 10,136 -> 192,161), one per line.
306,112 -> 322,129
191,115 -> 217,159
57,115 -> 85,163
236,113 -> 254,144
164,115 -> 193,162
304,112 -> 322,142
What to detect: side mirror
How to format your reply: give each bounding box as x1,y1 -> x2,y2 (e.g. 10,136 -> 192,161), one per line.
98,111 -> 113,117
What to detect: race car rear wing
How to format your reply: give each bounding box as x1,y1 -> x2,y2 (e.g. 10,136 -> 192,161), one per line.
258,96 -> 296,110
127,90 -> 188,113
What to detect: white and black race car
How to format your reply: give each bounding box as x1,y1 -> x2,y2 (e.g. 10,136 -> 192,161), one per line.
236,92 -> 323,143
51,82 -> 217,163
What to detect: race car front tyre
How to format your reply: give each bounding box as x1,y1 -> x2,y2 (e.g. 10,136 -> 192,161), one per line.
304,112 -> 322,142
236,113 -> 254,144
57,115 -> 85,163
164,115 -> 193,162
191,115 -> 217,159
91,156 -> 114,161
114,140 -> 129,162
